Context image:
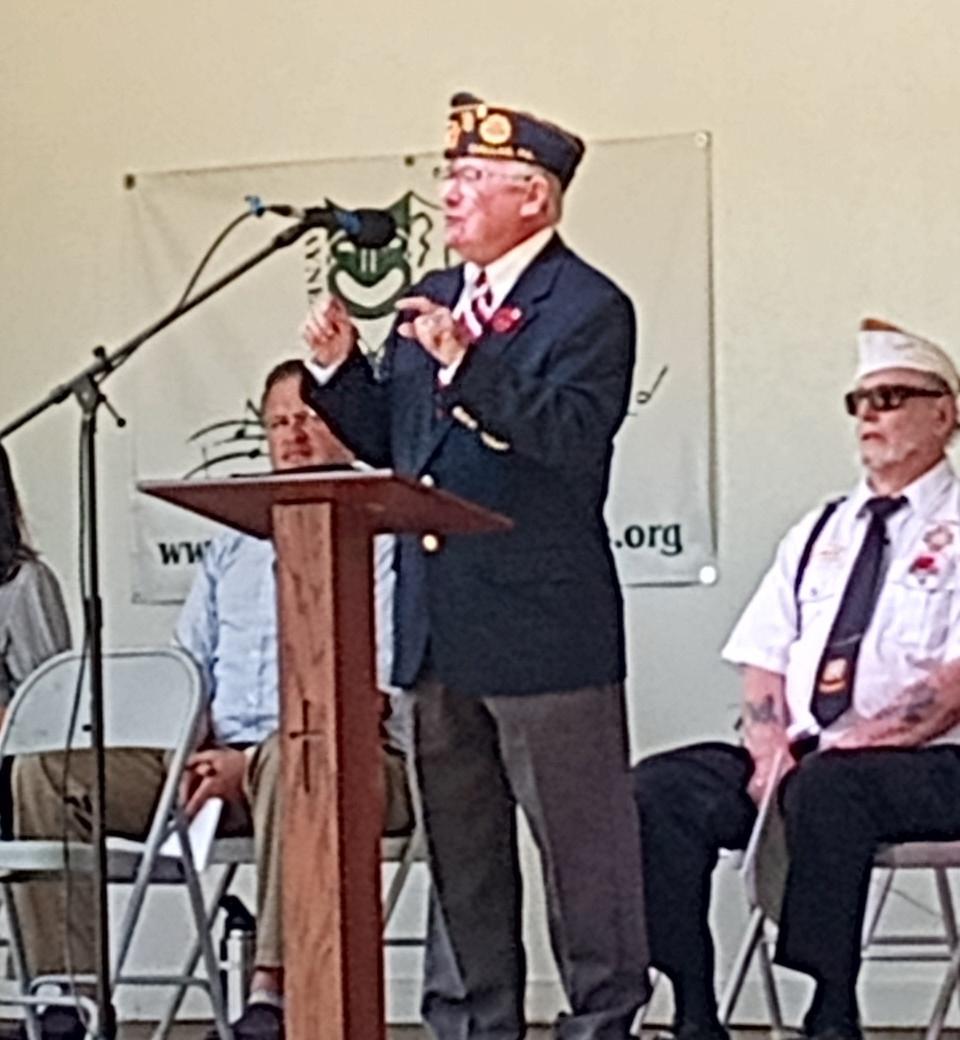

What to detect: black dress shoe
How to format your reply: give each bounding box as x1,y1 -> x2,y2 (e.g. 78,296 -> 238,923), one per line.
655,1022 -> 730,1040
18,1007 -> 85,1040
205,1002 -> 284,1040
805,1027 -> 863,1040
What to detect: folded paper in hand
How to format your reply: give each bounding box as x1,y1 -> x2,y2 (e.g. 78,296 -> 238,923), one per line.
159,797 -> 224,870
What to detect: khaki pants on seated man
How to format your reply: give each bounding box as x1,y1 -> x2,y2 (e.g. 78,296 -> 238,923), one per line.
12,734 -> 411,1034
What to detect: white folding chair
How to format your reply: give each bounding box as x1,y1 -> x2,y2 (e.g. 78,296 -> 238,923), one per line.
0,648 -> 231,1040
717,750 -> 786,1035
150,835 -> 254,1040
859,840 -> 960,1040
150,808 -> 428,1039
382,822 -> 427,935
633,757 -> 786,1038
718,757 -> 960,1040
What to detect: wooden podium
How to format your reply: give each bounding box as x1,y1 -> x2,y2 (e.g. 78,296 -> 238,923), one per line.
139,470 -> 510,1040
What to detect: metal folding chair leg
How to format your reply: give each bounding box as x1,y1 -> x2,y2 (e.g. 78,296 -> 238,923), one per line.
1,880 -> 42,1040
383,830 -> 423,930
150,863 -> 239,1040
756,929 -> 785,1036
120,832 -> 235,1040
863,851 -> 960,1040
924,938 -> 960,1040
176,837 -> 232,1040
718,905 -> 764,1026
921,869 -> 960,1040
861,867 -> 895,950
935,867 -> 958,948
717,905 -> 785,1036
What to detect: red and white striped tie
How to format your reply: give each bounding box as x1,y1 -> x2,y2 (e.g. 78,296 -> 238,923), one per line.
460,269 -> 495,342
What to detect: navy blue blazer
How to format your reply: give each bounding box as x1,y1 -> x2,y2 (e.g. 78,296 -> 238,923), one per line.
304,234 -> 636,697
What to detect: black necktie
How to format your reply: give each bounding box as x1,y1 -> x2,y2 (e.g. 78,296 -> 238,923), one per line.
811,495 -> 907,726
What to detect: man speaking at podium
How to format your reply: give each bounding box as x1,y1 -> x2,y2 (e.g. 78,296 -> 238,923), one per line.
302,93 -> 649,1040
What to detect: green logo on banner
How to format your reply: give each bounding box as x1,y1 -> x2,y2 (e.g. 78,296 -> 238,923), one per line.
304,191 -> 449,321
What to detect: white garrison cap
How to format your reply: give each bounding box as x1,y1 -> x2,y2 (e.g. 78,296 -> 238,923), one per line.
856,317 -> 960,394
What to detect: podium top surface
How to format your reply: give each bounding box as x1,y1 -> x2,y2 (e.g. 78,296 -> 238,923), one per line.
138,469 -> 512,540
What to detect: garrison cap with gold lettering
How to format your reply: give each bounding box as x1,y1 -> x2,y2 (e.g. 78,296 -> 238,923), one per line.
444,92 -> 585,189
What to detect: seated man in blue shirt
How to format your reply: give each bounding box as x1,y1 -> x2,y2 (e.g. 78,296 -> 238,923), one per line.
12,359 -> 412,1040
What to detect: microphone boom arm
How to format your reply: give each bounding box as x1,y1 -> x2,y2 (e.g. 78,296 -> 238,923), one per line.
2,220 -> 314,440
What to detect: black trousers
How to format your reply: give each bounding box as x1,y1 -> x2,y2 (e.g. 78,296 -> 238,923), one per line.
631,740 -> 960,1025
631,742 -> 756,1026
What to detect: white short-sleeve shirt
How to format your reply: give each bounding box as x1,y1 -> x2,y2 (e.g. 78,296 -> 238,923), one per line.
722,458 -> 960,746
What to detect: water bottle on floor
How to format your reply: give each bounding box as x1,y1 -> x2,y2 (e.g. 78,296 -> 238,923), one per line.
219,895 -> 256,1021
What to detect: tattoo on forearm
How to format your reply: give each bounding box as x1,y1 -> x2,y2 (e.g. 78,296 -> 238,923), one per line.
875,683 -> 938,726
901,684 -> 937,724
744,694 -> 781,727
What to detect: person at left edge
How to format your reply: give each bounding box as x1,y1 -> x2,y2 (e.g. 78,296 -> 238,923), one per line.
0,442 -> 71,839
0,442 -> 71,719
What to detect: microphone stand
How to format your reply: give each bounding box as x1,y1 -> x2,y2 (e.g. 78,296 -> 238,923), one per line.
0,218 -> 316,1040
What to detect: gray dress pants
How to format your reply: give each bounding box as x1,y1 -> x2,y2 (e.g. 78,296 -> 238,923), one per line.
413,677 -> 650,1040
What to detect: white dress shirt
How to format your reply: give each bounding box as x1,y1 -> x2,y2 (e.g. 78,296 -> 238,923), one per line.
723,458 -> 960,746
437,225 -> 554,385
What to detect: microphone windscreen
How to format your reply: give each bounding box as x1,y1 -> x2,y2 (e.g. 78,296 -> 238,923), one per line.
348,209 -> 397,249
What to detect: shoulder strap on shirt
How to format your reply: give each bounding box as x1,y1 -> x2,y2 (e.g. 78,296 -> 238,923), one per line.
794,497 -> 846,603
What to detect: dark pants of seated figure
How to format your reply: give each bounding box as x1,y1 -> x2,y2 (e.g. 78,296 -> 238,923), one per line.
632,741 -> 960,1037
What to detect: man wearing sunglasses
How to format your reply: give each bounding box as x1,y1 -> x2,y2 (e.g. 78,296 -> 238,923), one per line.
632,318 -> 960,1040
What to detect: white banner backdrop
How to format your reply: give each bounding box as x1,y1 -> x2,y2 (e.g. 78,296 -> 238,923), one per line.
121,133 -> 714,602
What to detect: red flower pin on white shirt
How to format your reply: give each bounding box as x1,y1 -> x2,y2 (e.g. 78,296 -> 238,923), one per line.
909,553 -> 940,582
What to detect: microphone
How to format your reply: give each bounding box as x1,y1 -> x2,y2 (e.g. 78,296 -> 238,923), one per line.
246,196 -> 396,249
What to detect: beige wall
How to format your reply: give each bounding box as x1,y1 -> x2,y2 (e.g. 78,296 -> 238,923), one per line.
4,0 -> 960,1023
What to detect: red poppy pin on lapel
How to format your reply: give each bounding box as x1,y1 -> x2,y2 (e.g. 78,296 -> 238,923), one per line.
490,306 -> 523,334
